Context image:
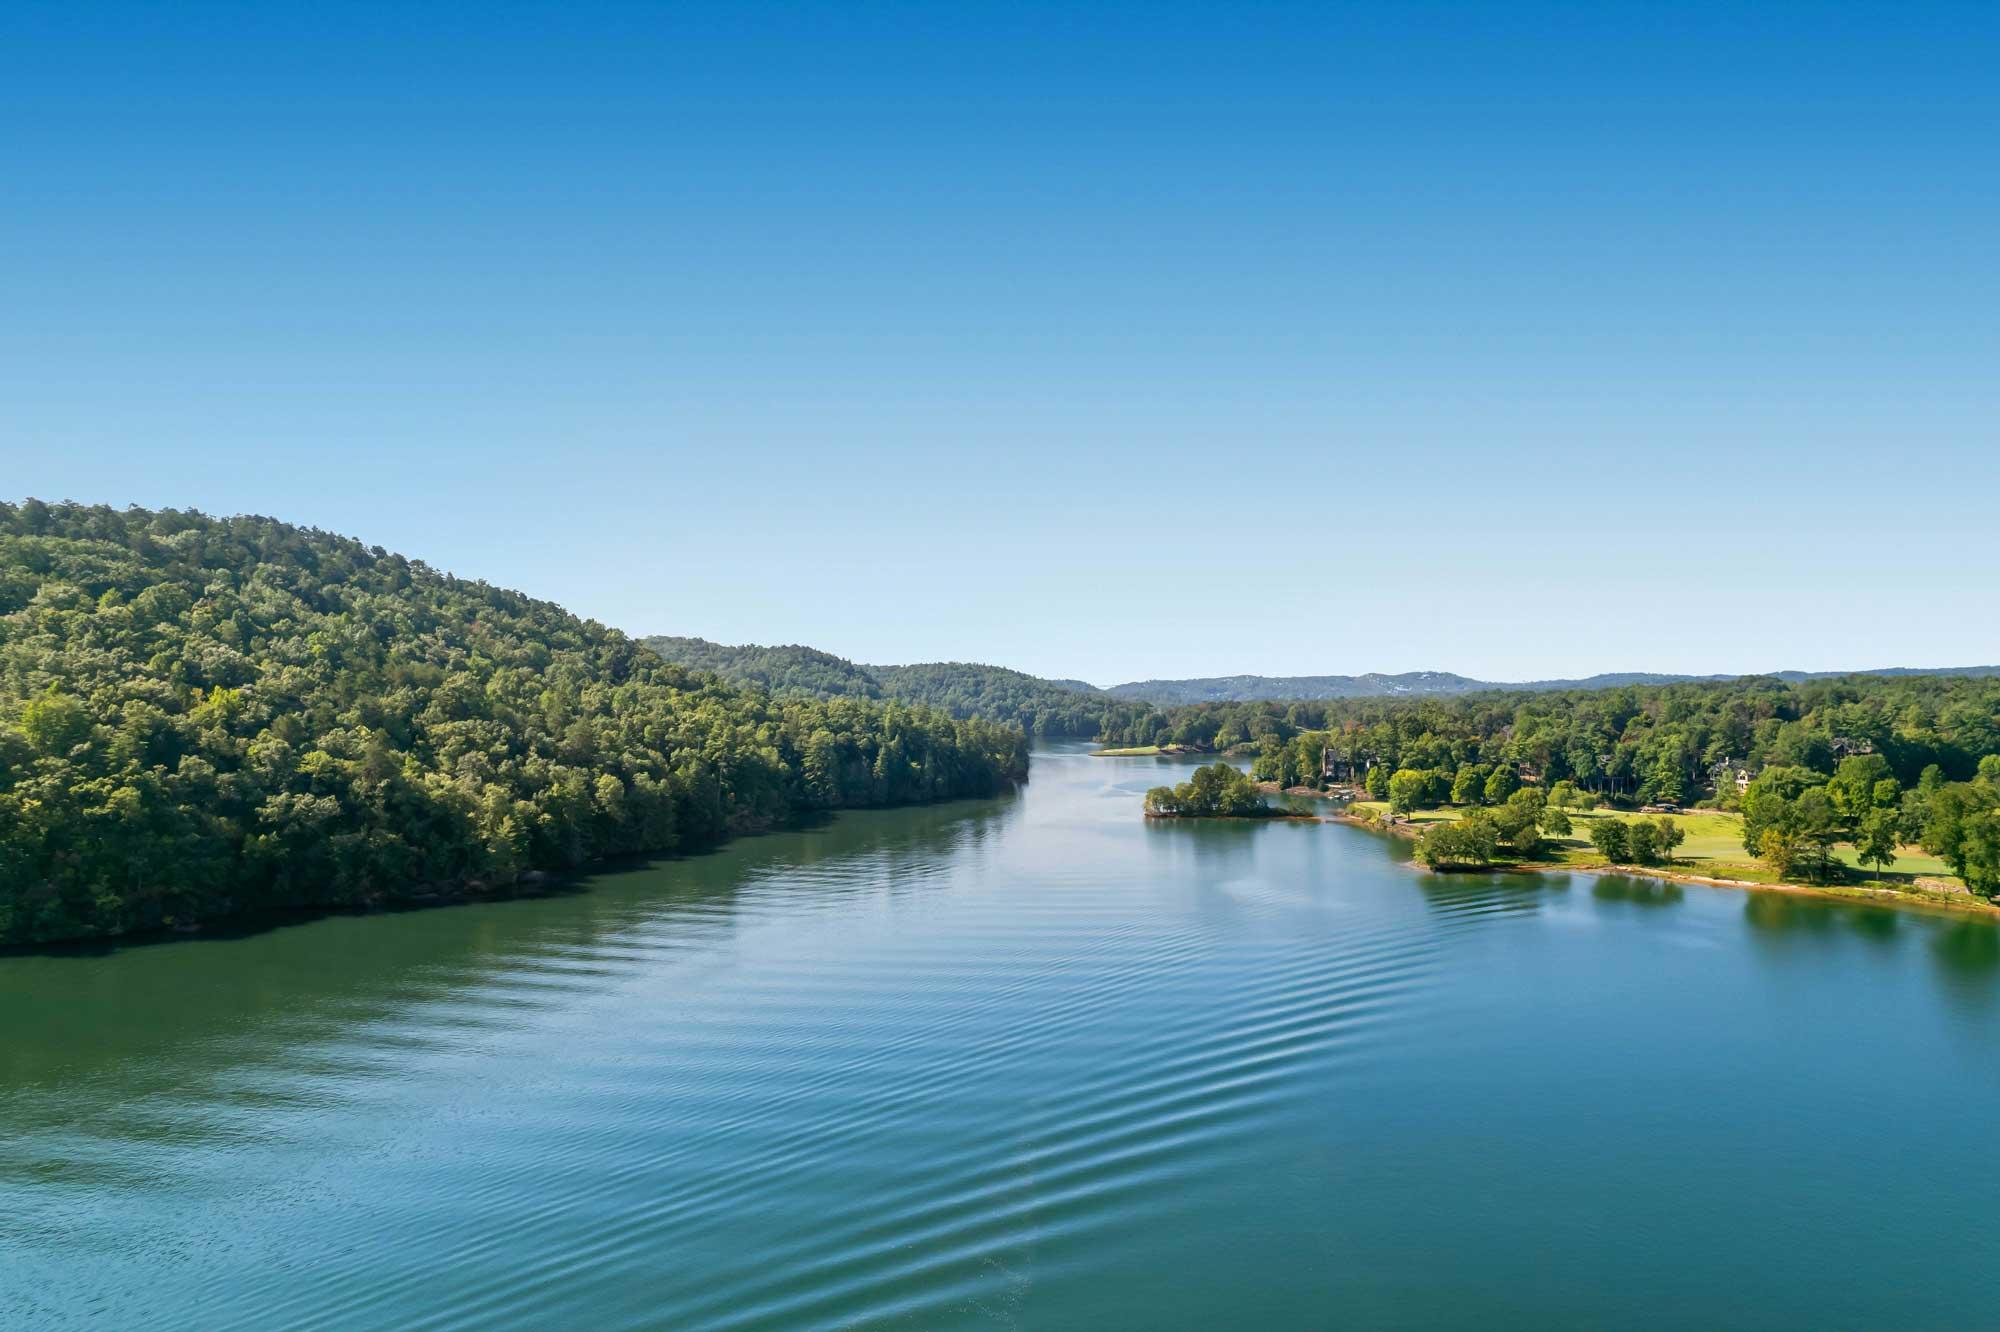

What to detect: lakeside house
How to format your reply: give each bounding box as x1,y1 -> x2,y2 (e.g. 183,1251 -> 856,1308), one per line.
1712,757 -> 1754,793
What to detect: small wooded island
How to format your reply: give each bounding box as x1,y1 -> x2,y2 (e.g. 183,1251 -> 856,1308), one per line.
1144,762 -> 1304,819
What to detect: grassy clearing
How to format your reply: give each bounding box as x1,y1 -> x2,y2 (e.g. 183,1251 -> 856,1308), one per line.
1353,801 -> 1965,892
1351,800 -> 1461,828
1832,842 -> 1954,877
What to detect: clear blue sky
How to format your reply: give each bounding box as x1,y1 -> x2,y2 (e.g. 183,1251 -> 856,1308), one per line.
6,1 -> 1995,685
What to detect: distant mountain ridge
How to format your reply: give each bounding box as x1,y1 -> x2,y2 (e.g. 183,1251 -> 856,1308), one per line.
641,635 -> 2000,713
1103,665 -> 2000,705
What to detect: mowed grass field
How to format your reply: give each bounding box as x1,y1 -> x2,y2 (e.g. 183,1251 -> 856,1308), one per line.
1350,801 -> 1962,889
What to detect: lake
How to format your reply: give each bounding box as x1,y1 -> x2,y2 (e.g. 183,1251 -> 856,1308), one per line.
4,745 -> 1999,1329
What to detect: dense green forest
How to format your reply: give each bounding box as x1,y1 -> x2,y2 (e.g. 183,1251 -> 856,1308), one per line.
868,662 -> 1151,738
640,635 -> 883,698
639,636 -> 1154,739
0,502 -> 1027,945
1117,679 -> 2000,895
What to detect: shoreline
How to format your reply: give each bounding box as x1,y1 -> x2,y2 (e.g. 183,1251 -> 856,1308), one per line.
1327,808 -> 2000,921
3,786 -> 1021,955
1144,811 -> 1317,822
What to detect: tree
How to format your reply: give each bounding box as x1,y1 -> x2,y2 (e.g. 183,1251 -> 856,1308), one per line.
1365,765 -> 1390,800
1958,810 -> 2000,899
1548,780 -> 1581,811
1856,809 -> 1901,875
1483,765 -> 1519,804
1588,818 -> 1629,862
1740,768 -> 1823,856
20,689 -> 92,756
1541,805 -> 1572,837
1898,787 -> 1932,844
1491,788 -> 1548,857
1759,827 -> 1800,878
1748,786 -> 1842,882
1626,819 -> 1661,865
1652,816 -> 1685,865
1922,782 -> 2000,895
1789,790 -> 1843,881
1827,754 -> 1894,829
1451,763 -> 1490,806
1642,751 -> 1686,806
1388,769 -> 1430,816
1419,812 -> 1501,869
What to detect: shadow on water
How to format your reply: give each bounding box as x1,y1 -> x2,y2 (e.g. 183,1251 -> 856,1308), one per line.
1738,888 -> 2000,1005
4,795 -> 1010,961
3,877 -> 600,961
1742,890 -> 1904,946
1142,816 -> 1264,881
0,793 -> 1018,1098
1416,867 -> 1553,920
1931,918 -> 2000,1013
1591,874 -> 1684,909
1935,917 -> 2000,976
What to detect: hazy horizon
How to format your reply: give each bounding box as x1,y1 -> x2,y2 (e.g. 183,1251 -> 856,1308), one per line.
641,627 -> 1999,690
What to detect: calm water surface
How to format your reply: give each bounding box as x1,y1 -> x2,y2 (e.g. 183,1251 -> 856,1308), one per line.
5,746 -> 2000,1329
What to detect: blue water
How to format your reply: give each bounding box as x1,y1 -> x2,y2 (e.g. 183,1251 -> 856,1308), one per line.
4,746 -> 1997,1329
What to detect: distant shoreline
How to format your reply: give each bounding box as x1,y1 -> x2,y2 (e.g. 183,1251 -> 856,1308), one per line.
1143,810 -> 1317,822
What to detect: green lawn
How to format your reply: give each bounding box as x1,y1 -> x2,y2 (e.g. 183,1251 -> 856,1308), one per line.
1353,800 -> 1964,891
1351,800 -> 1461,828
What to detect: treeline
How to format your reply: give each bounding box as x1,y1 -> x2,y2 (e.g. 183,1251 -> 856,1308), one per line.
1737,755 -> 1999,890
1154,678 -> 2000,895
1108,676 -> 2000,800
0,502 -> 1027,945
639,637 -> 1154,739
868,662 -> 1152,739
638,635 -> 881,698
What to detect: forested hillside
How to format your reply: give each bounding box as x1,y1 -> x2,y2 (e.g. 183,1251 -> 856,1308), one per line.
639,635 -> 882,698
867,662 -> 1150,738
0,502 -> 1027,945
639,636 -> 1149,739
